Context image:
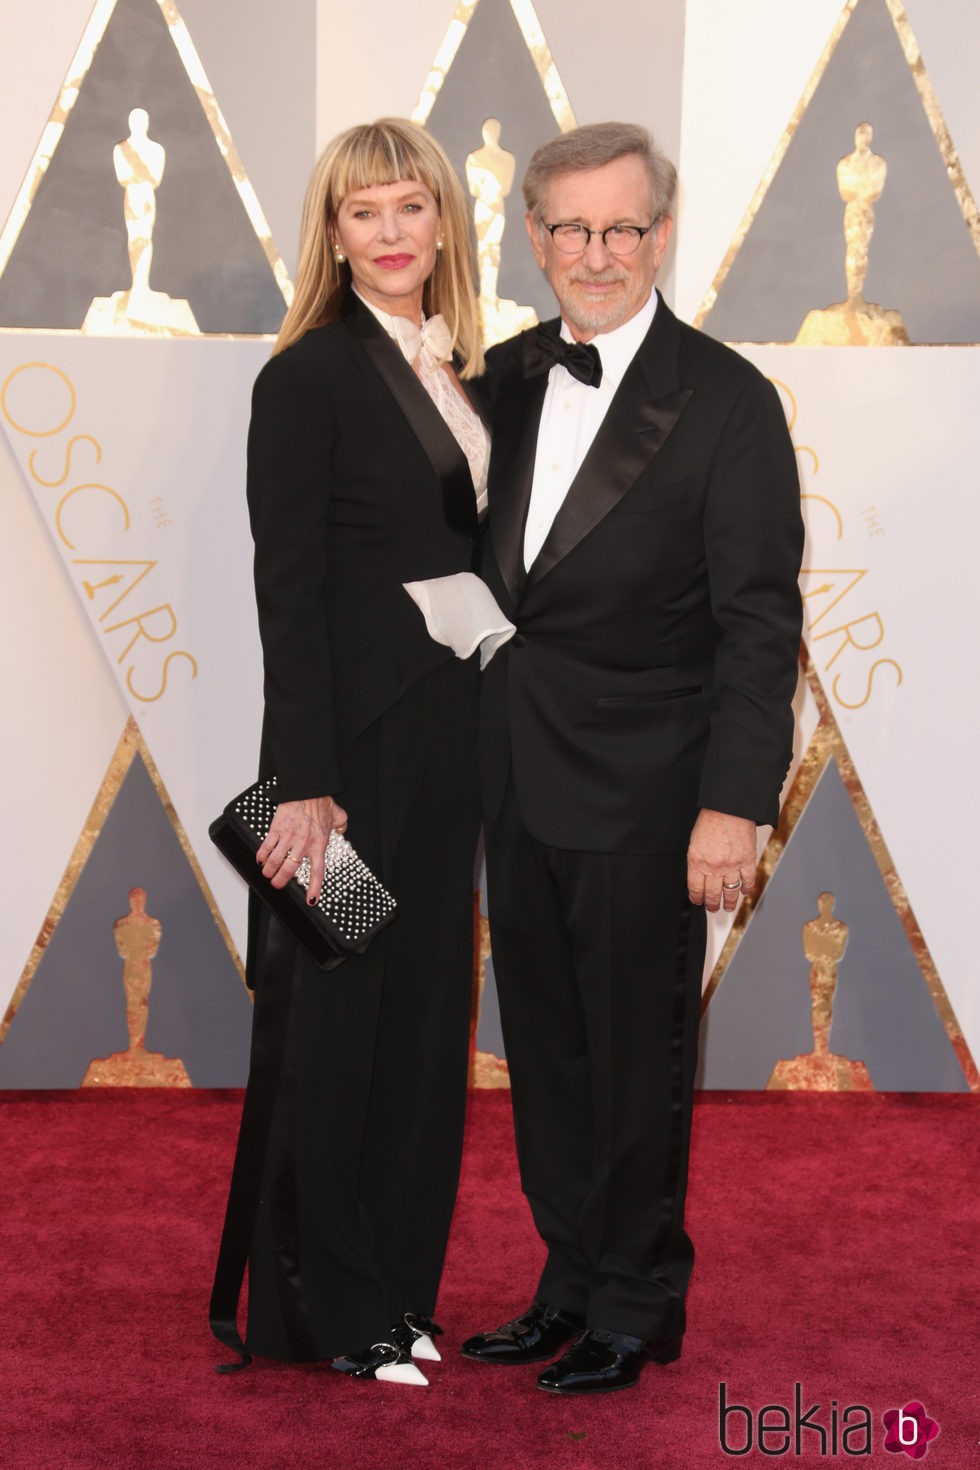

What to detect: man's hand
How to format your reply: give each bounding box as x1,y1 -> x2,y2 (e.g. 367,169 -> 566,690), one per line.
687,808 -> 757,912
257,795 -> 348,904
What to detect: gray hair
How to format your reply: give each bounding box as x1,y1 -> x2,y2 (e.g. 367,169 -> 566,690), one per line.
522,122 -> 677,223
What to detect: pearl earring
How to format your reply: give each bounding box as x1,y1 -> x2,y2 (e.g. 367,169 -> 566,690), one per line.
335,248 -> 346,263
435,239 -> 444,252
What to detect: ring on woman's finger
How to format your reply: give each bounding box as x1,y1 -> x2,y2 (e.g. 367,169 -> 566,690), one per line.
722,879 -> 742,891
284,851 -> 300,864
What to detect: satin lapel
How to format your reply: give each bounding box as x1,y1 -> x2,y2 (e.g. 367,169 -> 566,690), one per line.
488,348 -> 549,605
346,303 -> 477,537
525,299 -> 693,594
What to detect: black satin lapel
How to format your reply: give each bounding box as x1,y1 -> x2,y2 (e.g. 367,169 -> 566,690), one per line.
488,368 -> 549,605
525,371 -> 692,594
347,308 -> 477,537
464,366 -> 492,433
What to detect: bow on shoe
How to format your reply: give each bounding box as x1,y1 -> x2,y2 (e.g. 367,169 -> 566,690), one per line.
523,325 -> 602,387
389,1312 -> 445,1362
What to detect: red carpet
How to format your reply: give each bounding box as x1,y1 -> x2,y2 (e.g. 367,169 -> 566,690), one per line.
0,1089 -> 975,1469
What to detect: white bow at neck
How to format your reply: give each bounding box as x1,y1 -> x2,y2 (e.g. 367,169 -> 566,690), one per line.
353,291 -> 453,365
388,312 -> 453,366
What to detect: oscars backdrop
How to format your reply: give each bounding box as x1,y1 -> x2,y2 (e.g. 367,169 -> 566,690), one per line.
0,0 -> 976,1093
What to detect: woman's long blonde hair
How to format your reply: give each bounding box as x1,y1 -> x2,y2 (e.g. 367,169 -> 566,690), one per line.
275,118 -> 483,379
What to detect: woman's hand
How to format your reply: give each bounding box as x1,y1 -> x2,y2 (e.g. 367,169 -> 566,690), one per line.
258,795 -> 348,905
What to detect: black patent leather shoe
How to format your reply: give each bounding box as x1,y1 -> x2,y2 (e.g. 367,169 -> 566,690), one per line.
460,1301 -> 587,1365
537,1328 -> 683,1394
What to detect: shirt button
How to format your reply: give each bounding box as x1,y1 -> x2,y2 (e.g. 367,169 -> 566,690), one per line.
552,462 -> 559,471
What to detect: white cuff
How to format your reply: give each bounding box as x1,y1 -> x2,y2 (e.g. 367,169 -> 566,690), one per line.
403,572 -> 516,670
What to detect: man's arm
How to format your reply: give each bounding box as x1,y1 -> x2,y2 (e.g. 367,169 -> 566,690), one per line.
697,371 -> 804,823
689,370 -> 804,907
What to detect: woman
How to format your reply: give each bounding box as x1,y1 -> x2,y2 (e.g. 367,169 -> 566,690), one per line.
211,119 -> 492,1386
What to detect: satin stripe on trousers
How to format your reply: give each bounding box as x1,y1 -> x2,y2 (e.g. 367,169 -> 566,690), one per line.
484,778 -> 705,1342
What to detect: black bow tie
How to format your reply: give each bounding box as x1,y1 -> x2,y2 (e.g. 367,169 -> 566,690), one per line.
525,326 -> 603,388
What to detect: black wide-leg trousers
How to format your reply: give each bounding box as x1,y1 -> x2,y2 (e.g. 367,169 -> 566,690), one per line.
484,779 -> 706,1343
218,656 -> 479,1362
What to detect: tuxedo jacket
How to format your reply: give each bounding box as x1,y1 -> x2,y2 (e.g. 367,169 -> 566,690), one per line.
246,295 -> 480,802
480,294 -> 804,854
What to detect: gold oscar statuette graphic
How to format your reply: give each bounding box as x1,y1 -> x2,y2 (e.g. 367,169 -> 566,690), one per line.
82,886 -> 191,1086
767,892 -> 874,1091
796,123 -> 909,345
82,108 -> 200,337
466,118 -> 538,347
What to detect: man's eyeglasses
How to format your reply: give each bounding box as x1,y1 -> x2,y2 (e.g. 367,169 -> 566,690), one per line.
541,221 -> 658,257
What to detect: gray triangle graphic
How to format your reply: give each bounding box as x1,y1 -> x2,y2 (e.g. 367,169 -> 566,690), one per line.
0,753 -> 251,1087
476,955 -> 506,1059
702,0 -> 980,344
424,0 -> 566,323
0,0 -> 285,333
697,760 -> 968,1090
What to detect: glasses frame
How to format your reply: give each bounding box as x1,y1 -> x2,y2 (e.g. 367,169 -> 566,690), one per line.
541,220 -> 659,256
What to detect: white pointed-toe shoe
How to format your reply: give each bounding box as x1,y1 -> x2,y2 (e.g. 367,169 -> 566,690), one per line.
389,1312 -> 444,1362
331,1341 -> 428,1386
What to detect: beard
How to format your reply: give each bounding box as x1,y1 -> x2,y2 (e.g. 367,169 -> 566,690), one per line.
557,266 -> 639,335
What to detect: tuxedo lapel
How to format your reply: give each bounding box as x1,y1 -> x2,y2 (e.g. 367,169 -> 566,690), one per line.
346,301 -> 477,536
524,298 -> 692,595
488,345 -> 549,605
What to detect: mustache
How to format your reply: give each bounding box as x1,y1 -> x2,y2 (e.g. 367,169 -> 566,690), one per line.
567,268 -> 629,286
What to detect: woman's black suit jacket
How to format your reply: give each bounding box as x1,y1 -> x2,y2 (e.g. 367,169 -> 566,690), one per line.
246,295 -> 479,809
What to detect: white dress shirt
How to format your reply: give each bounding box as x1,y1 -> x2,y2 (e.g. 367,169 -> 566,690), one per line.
523,291 -> 658,570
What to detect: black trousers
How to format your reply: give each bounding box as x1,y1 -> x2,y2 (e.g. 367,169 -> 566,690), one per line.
231,655 -> 480,1360
484,779 -> 705,1343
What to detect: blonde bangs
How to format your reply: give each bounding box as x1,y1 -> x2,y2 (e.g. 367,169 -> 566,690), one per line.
275,118 -> 483,376
325,124 -> 443,216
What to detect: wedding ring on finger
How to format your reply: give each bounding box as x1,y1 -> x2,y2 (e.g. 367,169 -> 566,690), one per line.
722,879 -> 742,891
284,851 -> 300,865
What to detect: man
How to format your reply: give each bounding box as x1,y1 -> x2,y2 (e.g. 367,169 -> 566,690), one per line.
462,124 -> 803,1395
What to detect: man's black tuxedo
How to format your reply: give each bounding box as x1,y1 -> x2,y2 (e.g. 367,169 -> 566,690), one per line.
479,295 -> 803,1341
481,294 -> 803,853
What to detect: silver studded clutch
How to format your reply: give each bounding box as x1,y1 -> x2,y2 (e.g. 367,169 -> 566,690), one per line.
209,775 -> 397,971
